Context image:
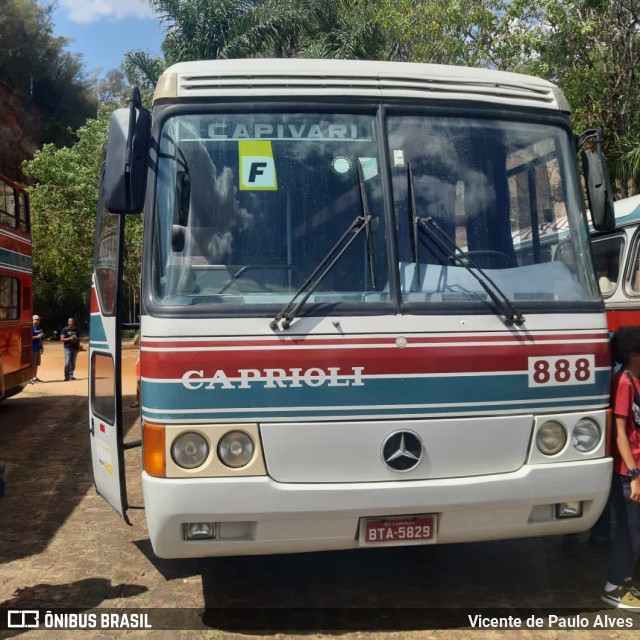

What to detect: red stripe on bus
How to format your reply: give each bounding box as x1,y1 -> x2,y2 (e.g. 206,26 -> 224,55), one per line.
140,341 -> 610,379
0,234 -> 32,256
90,286 -> 99,314
607,309 -> 640,332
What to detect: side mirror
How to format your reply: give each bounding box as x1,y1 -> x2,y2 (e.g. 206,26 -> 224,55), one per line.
103,87 -> 150,213
579,129 -> 615,232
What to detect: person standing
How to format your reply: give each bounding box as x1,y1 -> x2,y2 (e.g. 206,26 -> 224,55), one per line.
31,314 -> 44,384
601,326 -> 640,610
60,317 -> 80,381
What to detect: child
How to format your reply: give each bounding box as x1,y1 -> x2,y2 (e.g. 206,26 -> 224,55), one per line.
602,325 -> 640,609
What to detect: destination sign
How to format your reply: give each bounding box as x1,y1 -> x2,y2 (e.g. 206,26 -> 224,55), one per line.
207,121 -> 373,141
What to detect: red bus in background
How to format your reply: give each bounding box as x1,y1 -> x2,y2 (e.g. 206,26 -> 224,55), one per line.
0,174 -> 32,399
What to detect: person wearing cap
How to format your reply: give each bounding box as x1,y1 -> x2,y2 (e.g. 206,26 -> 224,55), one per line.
31,314 -> 44,384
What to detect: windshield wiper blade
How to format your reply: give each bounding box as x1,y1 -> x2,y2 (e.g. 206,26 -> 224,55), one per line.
270,160 -> 375,331
407,162 -> 421,284
357,160 -> 376,290
407,162 -> 524,326
270,213 -> 373,330
417,216 -> 525,326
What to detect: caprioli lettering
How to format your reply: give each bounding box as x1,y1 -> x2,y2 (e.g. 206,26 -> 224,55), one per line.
181,366 -> 365,390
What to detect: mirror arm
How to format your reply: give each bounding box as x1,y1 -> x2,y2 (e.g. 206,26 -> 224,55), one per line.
125,87 -> 142,175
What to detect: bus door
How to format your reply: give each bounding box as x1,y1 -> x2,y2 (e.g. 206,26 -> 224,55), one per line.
88,184 -> 130,523
88,93 -> 149,523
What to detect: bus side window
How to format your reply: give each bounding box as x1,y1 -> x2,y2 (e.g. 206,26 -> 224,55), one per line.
591,235 -> 624,296
631,248 -> 640,294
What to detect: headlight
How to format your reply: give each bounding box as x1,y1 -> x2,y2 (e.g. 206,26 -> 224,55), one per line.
536,421 -> 567,456
171,432 -> 209,469
218,431 -> 255,468
572,418 -> 601,453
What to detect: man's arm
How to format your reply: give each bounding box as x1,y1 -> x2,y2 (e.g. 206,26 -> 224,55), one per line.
615,414 -> 640,502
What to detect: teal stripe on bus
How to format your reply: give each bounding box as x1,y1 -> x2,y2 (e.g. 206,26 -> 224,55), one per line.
140,370 -> 610,420
0,248 -> 32,272
89,313 -> 108,345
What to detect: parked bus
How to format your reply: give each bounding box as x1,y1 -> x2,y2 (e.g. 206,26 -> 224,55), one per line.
0,173 -> 32,399
90,59 -> 616,558
591,194 -> 640,331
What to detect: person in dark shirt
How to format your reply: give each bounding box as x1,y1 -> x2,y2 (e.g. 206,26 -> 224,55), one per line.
60,317 -> 80,381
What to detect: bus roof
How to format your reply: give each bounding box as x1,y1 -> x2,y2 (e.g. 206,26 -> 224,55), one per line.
154,58 -> 570,112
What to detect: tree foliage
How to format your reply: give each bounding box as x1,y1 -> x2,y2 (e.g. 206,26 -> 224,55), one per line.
22,102 -> 144,323
494,0 -> 640,193
0,0 -> 97,152
376,0 -> 505,65
124,0 -> 388,92
221,0 -> 386,59
22,112 -> 107,322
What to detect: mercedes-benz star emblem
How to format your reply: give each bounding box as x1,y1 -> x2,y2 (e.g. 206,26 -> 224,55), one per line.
381,430 -> 424,472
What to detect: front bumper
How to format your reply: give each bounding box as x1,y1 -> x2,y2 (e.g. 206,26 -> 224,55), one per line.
142,457 -> 611,558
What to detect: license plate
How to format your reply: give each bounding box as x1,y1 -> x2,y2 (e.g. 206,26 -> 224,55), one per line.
359,514 -> 437,546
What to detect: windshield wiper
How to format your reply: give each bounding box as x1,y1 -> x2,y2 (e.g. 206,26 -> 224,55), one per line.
270,160 -> 375,331
407,163 -> 525,327
358,160 -> 377,291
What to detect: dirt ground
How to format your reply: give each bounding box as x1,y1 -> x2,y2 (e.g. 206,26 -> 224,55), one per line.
1,341 -> 640,639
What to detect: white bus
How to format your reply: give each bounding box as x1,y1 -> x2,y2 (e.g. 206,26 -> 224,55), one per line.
590,194 -> 640,332
90,59 -> 615,558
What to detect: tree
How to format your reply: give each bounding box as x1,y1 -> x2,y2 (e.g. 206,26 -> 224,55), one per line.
494,0 -> 640,195
124,0 -> 254,92
22,113 -> 106,322
22,101 -> 144,325
0,0 -> 97,179
375,0 -> 505,65
95,68 -> 131,106
221,0 -> 386,59
124,0 -> 389,92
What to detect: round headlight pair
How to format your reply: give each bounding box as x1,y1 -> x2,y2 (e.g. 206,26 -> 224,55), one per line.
171,430 -> 255,469
536,419 -> 601,456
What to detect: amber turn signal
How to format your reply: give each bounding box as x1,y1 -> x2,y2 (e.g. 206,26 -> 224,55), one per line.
144,422 -> 166,477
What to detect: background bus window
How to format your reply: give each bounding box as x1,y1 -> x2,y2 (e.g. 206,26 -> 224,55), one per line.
508,137 -> 569,267
0,181 -> 17,229
0,276 -> 19,320
591,235 -> 625,296
18,190 -> 29,233
623,234 -> 640,296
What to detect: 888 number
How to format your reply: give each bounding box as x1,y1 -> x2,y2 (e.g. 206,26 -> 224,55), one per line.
528,355 -> 594,387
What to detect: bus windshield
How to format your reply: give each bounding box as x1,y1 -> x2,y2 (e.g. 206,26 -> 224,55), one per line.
153,112 -> 388,308
389,114 -> 597,306
151,110 -> 599,312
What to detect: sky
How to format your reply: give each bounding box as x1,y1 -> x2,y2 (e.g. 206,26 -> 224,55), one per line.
52,0 -> 164,79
